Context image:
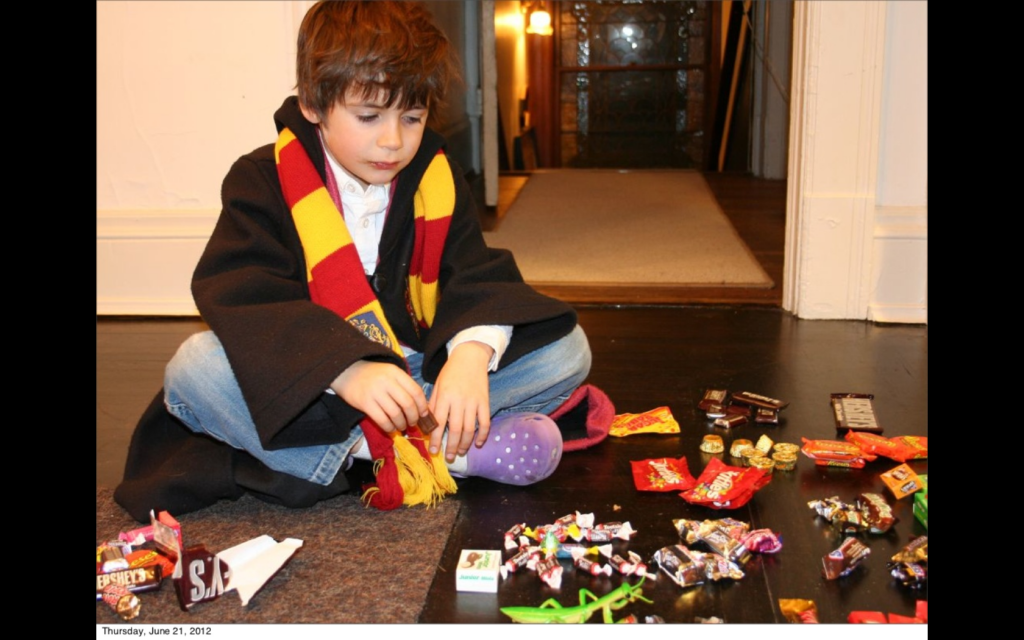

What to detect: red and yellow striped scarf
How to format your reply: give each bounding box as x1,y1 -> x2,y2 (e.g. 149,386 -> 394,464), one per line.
275,126 -> 457,509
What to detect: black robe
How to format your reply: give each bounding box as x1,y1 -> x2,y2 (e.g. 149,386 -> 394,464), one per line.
114,97 -> 577,522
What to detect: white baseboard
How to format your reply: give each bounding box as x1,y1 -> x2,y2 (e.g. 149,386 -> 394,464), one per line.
867,303 -> 928,325
97,209 -> 216,316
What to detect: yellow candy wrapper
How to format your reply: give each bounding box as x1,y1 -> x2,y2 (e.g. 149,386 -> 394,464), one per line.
609,406 -> 680,437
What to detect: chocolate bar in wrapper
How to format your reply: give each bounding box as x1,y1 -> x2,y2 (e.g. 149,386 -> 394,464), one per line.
731,391 -> 789,411
857,492 -> 895,533
96,565 -> 163,600
822,537 -> 870,579
699,389 -> 729,411
417,410 -> 439,434
831,393 -> 882,434
654,545 -> 706,587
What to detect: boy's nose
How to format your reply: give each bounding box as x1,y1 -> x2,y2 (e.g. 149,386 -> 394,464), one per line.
378,121 -> 402,150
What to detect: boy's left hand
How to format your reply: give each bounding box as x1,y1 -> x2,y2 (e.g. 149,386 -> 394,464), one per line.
429,341 -> 493,463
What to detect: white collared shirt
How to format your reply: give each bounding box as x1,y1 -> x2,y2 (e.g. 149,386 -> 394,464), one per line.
322,146 -> 511,371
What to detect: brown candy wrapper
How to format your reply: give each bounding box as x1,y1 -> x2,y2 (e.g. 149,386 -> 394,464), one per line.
417,410 -> 439,434
830,393 -> 882,433
822,537 -> 870,579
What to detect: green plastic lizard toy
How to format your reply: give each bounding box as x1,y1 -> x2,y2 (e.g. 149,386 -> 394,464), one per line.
500,577 -> 652,623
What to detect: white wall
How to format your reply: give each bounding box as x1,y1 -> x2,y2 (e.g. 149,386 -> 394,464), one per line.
97,0 -> 312,315
98,0 -> 927,323
784,0 -> 926,323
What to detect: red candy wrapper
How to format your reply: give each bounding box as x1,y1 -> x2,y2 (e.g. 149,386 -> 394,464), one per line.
632,456 -> 697,492
679,458 -> 771,510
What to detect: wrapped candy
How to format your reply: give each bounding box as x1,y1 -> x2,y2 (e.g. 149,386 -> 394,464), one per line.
779,599 -> 819,623
822,537 -> 870,580
679,458 -> 771,510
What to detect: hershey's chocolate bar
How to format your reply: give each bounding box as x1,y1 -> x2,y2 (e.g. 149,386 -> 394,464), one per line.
831,393 -> 882,433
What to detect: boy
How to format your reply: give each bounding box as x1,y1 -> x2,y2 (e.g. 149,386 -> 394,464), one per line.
114,1 -> 611,522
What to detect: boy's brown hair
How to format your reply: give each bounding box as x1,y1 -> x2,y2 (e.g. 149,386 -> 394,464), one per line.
297,1 -> 459,126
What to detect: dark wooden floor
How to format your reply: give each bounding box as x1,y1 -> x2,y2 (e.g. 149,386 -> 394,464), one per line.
97,315 -> 927,626
96,173 -> 926,627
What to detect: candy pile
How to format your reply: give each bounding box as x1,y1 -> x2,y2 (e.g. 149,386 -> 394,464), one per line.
808,493 -> 896,534
698,389 -> 790,427
654,517 -> 783,588
96,510 -> 182,620
500,512 -> 641,589
96,509 -> 302,620
674,517 -> 783,559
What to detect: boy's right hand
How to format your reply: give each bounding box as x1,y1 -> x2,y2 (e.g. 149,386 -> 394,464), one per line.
331,361 -> 429,433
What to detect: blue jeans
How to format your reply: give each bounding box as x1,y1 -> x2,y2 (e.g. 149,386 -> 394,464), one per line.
163,325 -> 591,486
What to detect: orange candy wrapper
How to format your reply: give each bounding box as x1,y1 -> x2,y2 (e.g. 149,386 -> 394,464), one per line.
609,406 -> 680,437
845,431 -> 928,462
800,437 -> 876,463
880,463 -> 923,500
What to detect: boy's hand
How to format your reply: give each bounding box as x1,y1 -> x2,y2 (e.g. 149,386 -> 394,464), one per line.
331,361 -> 429,433
430,341 -> 493,463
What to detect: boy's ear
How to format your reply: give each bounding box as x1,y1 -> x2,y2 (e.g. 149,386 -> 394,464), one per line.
299,102 -> 321,124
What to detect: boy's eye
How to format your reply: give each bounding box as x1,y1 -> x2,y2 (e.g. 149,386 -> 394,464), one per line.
356,114 -> 379,123
403,115 -> 424,125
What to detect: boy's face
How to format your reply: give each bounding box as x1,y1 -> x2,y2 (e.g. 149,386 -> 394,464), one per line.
300,88 -> 428,187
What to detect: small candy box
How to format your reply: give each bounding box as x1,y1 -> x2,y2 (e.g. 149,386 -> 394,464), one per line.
456,549 -> 501,593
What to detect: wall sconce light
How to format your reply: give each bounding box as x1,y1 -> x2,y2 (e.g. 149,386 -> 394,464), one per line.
526,7 -> 553,36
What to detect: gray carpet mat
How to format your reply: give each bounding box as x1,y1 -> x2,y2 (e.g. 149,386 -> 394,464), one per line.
96,488 -> 460,624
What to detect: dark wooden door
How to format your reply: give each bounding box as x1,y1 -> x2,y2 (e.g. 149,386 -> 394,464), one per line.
545,0 -> 716,169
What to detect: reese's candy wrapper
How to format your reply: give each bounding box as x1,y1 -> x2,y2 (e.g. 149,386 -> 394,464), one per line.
891,435 -> 928,460
609,406 -> 680,437
880,463 -> 923,500
631,456 -> 697,492
845,431 -> 927,463
800,437 -> 876,463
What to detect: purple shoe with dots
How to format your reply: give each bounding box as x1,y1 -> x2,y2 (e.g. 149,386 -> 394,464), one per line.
457,413 -> 563,486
